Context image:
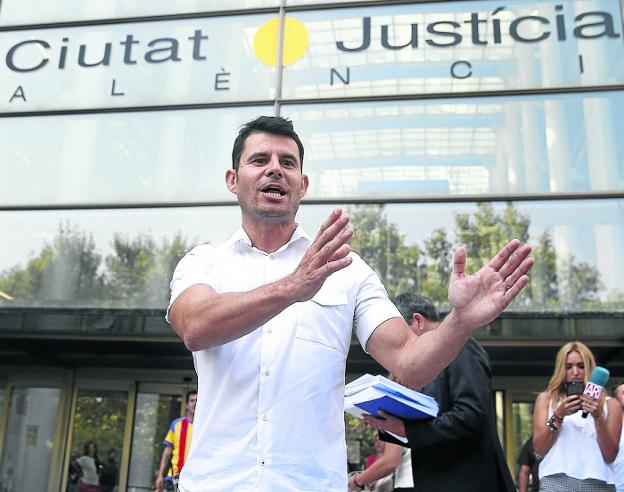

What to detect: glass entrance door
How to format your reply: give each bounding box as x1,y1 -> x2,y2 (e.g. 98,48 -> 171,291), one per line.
127,385 -> 185,492
66,386 -> 130,492
0,386 -> 62,492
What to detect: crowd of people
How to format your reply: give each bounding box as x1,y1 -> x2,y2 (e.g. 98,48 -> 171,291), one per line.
158,114 -> 624,492
348,338 -> 624,492
65,115 -> 620,492
165,114 -> 533,492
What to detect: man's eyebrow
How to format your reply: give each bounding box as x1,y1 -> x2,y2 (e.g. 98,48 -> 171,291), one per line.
247,151 -> 299,163
247,151 -> 269,161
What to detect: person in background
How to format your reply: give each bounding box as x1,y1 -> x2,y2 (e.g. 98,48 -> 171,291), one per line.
67,452 -> 81,492
533,341 -> 621,491
611,380 -> 624,492
76,441 -> 101,492
366,437 -> 385,469
517,435 -> 541,492
99,448 -> 119,492
154,391 -> 197,492
348,436 -> 413,492
363,293 -> 515,492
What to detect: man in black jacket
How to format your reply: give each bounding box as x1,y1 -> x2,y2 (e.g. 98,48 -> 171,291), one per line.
363,293 -> 516,492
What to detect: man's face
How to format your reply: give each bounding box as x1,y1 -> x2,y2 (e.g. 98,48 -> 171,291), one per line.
187,394 -> 197,415
226,131 -> 308,224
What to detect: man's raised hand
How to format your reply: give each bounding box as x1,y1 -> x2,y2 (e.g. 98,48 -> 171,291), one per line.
448,239 -> 534,331
285,209 -> 353,302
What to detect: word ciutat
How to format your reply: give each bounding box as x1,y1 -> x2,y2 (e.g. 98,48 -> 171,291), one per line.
4,30 -> 210,73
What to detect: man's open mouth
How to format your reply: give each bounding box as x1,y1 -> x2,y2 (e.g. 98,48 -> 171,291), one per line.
261,186 -> 286,197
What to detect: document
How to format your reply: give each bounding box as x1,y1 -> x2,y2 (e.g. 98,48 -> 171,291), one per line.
344,374 -> 439,421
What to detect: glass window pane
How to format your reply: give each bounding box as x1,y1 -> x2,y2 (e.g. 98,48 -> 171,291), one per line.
128,392 -> 182,492
282,0 -> 624,99
495,390 -> 505,450
0,206 -> 243,309
282,91 -> 624,197
287,0 -> 371,4
0,106 -> 271,206
0,387 -> 61,492
0,1 -> 280,25
0,15 -> 276,112
512,401 -> 535,479
1,199 -> 623,312
68,389 -> 128,492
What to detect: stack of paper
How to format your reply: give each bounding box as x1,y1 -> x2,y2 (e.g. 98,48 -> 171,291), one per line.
344,374 -> 439,421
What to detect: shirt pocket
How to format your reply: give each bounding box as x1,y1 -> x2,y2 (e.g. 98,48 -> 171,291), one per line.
295,288 -> 351,353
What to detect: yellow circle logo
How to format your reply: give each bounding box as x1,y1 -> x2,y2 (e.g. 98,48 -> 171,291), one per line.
253,16 -> 309,67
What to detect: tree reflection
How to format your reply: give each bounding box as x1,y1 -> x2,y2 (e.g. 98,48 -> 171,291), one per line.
0,205 -> 622,310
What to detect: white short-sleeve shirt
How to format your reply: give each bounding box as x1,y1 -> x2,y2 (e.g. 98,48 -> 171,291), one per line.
168,225 -> 400,492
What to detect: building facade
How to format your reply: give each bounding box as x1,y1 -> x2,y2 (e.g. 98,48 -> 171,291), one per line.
0,0 -> 623,490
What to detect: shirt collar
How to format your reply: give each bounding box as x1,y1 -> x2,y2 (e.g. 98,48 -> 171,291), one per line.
229,224 -> 311,253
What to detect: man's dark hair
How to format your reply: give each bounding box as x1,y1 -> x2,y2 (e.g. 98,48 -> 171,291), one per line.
393,293 -> 441,324
186,390 -> 197,403
231,116 -> 304,171
612,379 -> 624,397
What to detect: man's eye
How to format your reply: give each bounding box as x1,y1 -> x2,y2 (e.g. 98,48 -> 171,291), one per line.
283,161 -> 295,167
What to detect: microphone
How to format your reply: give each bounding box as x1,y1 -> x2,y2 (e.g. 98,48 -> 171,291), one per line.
581,366 -> 610,418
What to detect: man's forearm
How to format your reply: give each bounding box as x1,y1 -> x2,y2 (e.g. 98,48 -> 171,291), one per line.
394,309 -> 471,388
171,278 -> 298,351
157,448 -> 172,478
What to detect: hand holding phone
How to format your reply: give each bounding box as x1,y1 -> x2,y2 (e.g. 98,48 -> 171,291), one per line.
565,381 -> 584,397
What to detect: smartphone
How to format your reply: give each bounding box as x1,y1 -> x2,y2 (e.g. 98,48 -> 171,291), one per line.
565,381 -> 584,396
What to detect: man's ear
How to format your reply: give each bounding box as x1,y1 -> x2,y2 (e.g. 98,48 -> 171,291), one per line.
300,174 -> 309,198
225,169 -> 237,194
411,313 -> 425,331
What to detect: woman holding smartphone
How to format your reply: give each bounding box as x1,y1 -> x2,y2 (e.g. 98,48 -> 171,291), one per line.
533,341 -> 622,491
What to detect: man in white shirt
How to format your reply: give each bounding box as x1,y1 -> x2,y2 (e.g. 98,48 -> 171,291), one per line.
167,116 -> 534,492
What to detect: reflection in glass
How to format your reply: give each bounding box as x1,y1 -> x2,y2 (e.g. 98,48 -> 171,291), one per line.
282,91 -> 624,198
128,392 -> 181,492
512,401 -> 535,478
0,106 -> 271,206
495,390 -> 505,450
0,0 -> 279,25
0,15 -> 275,112
69,389 -> 128,492
0,199 -> 622,312
0,387 -> 61,492
282,0 -> 624,99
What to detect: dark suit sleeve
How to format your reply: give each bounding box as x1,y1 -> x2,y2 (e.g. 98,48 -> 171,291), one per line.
402,337 -> 492,451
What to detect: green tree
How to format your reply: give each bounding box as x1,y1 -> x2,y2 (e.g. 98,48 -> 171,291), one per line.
348,205 -> 422,297
105,233 -> 191,308
71,390 -> 127,464
530,230 -> 559,308
454,202 -> 530,273
0,223 -> 105,307
558,255 -> 603,309
420,228 -> 453,308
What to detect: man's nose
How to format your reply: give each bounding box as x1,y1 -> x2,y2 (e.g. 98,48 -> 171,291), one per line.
266,156 -> 283,177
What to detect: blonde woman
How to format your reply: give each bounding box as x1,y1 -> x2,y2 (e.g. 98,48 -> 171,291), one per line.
533,341 -> 622,491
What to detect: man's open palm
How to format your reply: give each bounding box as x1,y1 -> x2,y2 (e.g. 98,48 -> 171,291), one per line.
449,240 -> 533,331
